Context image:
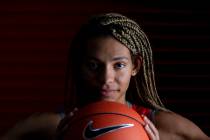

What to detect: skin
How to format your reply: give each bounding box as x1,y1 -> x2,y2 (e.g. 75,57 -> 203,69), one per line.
78,36 -> 159,139
2,36 -> 209,140
0,113 -> 61,140
77,36 -> 210,140
79,36 -> 139,105
155,111 -> 210,140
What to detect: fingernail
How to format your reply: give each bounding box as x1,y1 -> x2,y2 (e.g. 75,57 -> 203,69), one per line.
141,115 -> 146,120
141,114 -> 145,118
144,124 -> 148,128
69,112 -> 74,116
140,115 -> 146,125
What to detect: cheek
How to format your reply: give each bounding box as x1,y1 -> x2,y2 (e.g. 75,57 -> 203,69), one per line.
82,72 -> 94,82
81,70 -> 98,87
117,71 -> 132,89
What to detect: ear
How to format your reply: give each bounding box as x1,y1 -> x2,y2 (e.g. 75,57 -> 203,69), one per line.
131,55 -> 142,76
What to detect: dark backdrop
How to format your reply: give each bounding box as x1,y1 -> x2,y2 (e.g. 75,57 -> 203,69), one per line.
0,0 -> 209,136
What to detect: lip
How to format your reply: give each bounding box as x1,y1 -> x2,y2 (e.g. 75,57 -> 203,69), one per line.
100,89 -> 117,97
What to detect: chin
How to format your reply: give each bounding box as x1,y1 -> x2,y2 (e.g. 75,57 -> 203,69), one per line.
101,97 -> 115,102
101,98 -> 125,104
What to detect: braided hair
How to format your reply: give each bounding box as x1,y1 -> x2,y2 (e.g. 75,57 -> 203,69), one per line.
64,13 -> 167,112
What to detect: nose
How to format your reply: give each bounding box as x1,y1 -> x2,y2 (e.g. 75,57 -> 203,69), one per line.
99,65 -> 115,84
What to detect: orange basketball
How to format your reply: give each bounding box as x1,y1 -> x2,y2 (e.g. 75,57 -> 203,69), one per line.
63,101 -> 149,140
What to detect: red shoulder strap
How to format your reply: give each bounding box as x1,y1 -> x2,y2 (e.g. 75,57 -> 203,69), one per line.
132,104 -> 152,117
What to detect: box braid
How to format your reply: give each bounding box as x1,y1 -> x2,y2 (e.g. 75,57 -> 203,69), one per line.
65,13 -> 167,112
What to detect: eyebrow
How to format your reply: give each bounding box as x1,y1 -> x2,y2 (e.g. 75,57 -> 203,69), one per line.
112,56 -> 129,61
86,56 -> 129,62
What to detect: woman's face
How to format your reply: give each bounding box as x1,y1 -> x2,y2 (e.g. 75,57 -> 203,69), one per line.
79,36 -> 139,105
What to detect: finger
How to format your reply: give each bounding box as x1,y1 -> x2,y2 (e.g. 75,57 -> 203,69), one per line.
73,107 -> 78,112
142,115 -> 159,140
69,112 -> 74,117
56,118 -> 70,136
144,124 -> 156,140
67,107 -> 78,117
57,108 -> 78,131
143,115 -> 159,137
57,115 -> 72,131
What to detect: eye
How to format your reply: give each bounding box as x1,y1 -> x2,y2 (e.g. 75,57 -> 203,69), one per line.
114,62 -> 126,69
86,61 -> 99,71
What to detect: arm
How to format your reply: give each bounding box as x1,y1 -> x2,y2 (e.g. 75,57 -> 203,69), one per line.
155,111 -> 210,140
1,113 -> 62,140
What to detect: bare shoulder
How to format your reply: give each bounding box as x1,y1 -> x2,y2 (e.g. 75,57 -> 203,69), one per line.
154,110 -> 210,140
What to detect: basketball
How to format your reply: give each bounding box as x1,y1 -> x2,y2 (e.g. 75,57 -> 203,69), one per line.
63,101 -> 149,140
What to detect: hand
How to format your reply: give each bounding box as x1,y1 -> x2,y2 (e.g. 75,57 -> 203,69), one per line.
56,108 -> 78,138
142,115 -> 160,140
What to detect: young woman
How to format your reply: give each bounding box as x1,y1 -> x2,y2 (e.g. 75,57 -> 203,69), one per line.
1,13 -> 209,140
57,13 -> 210,140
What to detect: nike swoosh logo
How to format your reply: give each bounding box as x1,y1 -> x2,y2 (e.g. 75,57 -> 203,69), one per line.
83,120 -> 134,139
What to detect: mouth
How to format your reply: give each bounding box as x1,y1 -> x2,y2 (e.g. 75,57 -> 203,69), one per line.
100,89 -> 118,97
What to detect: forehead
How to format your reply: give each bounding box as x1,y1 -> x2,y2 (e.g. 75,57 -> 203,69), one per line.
85,36 -> 131,58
